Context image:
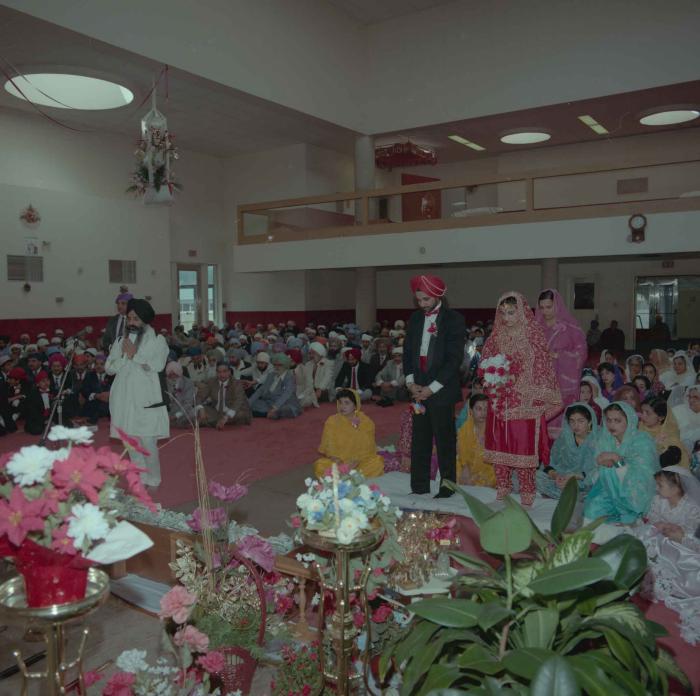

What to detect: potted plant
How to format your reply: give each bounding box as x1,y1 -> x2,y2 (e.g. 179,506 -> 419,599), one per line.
380,478 -> 690,695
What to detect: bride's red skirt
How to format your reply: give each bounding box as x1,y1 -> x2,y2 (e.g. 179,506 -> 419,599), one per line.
484,411 -> 550,468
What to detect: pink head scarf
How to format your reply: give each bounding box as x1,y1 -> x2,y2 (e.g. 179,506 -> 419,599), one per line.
534,288 -> 582,334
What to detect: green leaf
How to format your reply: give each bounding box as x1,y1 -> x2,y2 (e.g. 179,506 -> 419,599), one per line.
585,651 -> 647,696
602,628 -> 636,671
394,620 -> 438,667
512,561 -> 544,598
629,637 -> 660,689
568,655 -> 628,696
401,637 -> 445,695
444,480 -> 496,525
502,495 -> 551,551
656,647 -> 691,692
502,648 -> 557,680
592,534 -> 647,589
379,647 -> 394,682
456,574 -> 506,592
477,603 -> 512,631
457,644 -> 502,675
530,656 -> 581,696
551,477 -> 579,538
416,665 -> 461,696
479,504 -> 533,555
593,589 -> 627,608
449,550 -> 498,574
645,619 -> 669,638
583,603 -> 653,649
550,531 -> 593,568
410,598 -> 482,628
522,607 -> 559,649
528,558 -> 611,596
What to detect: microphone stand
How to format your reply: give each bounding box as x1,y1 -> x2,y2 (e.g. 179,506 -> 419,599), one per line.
39,329 -> 87,446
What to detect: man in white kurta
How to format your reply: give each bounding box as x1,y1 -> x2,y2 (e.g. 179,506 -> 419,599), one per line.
106,299 -> 170,487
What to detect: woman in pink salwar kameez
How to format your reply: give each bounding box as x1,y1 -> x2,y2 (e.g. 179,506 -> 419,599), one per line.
536,289 -> 588,435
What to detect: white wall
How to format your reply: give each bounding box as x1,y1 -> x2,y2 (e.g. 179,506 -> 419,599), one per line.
0,108 -> 227,320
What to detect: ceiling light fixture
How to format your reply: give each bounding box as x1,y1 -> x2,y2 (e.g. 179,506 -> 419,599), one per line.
500,130 -> 551,145
448,134 -> 486,151
578,114 -> 609,135
639,109 -> 699,126
4,73 -> 134,110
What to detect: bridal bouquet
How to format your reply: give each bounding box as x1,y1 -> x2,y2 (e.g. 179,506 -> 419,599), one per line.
294,466 -> 400,544
0,425 -> 154,606
478,353 -> 521,417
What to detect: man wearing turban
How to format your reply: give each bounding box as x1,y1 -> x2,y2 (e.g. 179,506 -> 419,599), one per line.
404,275 -> 465,497
106,298 -> 169,487
334,347 -> 373,402
102,289 -> 134,351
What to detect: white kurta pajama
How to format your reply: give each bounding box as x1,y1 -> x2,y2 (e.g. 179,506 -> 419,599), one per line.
106,326 -> 170,486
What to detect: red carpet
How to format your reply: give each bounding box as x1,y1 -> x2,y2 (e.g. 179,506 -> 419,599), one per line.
0,402 -> 406,509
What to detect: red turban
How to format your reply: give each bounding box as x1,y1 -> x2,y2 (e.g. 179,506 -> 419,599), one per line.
286,348 -> 303,365
410,275 -> 446,298
9,367 -> 27,381
48,353 -> 68,367
73,354 -> 89,366
345,348 -> 362,361
35,371 -> 49,382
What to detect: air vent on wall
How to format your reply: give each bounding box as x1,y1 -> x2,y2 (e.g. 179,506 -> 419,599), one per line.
109,259 -> 137,284
7,255 -> 43,281
617,177 -> 648,195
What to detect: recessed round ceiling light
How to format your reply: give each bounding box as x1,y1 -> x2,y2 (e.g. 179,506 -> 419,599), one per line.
500,131 -> 551,145
639,109 -> 699,126
4,73 -> 133,110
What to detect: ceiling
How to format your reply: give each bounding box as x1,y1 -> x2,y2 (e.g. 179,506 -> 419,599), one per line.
375,81 -> 700,162
325,0 -> 456,25
0,6 -> 359,157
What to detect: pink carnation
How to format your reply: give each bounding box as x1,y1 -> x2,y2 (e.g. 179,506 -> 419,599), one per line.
290,514 -> 301,528
197,650 -> 225,674
208,480 -> 248,502
159,585 -> 197,624
187,506 -> 227,532
103,671 -> 136,696
371,603 -> 394,623
236,534 -> 275,572
352,611 -> 365,628
173,625 -> 209,653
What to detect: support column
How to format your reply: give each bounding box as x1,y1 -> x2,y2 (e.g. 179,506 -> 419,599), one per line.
355,267 -> 377,330
540,258 -> 559,291
354,135 -> 375,224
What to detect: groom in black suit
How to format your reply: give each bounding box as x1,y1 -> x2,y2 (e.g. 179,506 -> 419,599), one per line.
403,275 -> 465,497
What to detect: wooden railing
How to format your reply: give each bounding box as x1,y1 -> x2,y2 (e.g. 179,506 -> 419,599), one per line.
237,157 -> 700,245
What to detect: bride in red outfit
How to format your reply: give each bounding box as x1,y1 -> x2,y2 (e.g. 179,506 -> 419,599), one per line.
481,292 -> 562,506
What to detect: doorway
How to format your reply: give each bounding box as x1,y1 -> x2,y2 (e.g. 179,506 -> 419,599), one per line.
176,265 -> 201,331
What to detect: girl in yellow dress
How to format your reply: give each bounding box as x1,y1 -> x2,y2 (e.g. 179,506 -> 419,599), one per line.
456,393 -> 496,487
313,389 -> 385,479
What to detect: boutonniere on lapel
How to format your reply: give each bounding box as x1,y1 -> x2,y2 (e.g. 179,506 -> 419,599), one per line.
427,322 -> 438,337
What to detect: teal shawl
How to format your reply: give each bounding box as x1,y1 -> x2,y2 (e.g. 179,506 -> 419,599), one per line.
584,401 -> 659,523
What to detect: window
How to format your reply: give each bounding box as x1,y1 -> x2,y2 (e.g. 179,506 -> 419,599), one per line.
109,259 -> 136,284
7,255 -> 43,281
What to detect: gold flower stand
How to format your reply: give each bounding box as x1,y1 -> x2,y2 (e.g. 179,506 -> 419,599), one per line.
302,524 -> 384,696
0,567 -> 110,695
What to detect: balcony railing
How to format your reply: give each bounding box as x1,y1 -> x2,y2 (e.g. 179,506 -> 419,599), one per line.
237,157 -> 700,245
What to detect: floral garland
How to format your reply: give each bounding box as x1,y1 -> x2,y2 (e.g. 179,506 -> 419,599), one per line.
19,204 -> 41,224
478,353 -> 522,418
126,129 -> 181,197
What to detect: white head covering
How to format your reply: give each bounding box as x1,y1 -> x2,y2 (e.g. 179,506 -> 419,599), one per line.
394,320 -> 405,330
37,338 -> 49,348
391,346 -> 404,355
256,351 -> 271,364
581,375 -> 610,409
665,465 -> 700,507
50,337 -> 63,345
361,334 -> 372,342
309,342 -> 327,358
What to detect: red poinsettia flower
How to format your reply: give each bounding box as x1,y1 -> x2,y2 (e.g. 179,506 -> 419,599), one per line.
114,427 -> 151,457
0,485 -> 46,546
51,523 -> 78,555
51,448 -> 107,504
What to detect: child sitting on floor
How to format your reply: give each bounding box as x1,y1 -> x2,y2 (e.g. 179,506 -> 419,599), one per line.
313,388 -> 384,479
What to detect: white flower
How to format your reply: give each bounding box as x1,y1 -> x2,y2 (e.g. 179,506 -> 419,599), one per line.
296,493 -> 313,510
116,648 -> 149,673
308,499 -> 325,514
351,510 -> 369,529
339,498 -> 356,513
67,503 -> 110,547
6,445 -> 66,486
48,425 -> 94,445
304,477 -> 313,487
358,484 -> 372,501
337,516 -> 360,544
311,592 -> 320,607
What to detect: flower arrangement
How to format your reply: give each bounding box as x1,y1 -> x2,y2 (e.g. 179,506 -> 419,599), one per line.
0,425 -> 155,606
126,129 -> 181,197
270,643 -> 323,696
294,466 -> 400,544
478,353 -> 521,417
102,646 -> 240,696
19,204 -> 41,224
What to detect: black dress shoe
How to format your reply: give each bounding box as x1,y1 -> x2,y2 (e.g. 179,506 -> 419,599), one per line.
411,488 -> 430,495
434,487 -> 454,499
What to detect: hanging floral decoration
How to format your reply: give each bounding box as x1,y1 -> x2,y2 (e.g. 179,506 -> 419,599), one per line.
126,89 -> 181,201
19,204 -> 41,225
